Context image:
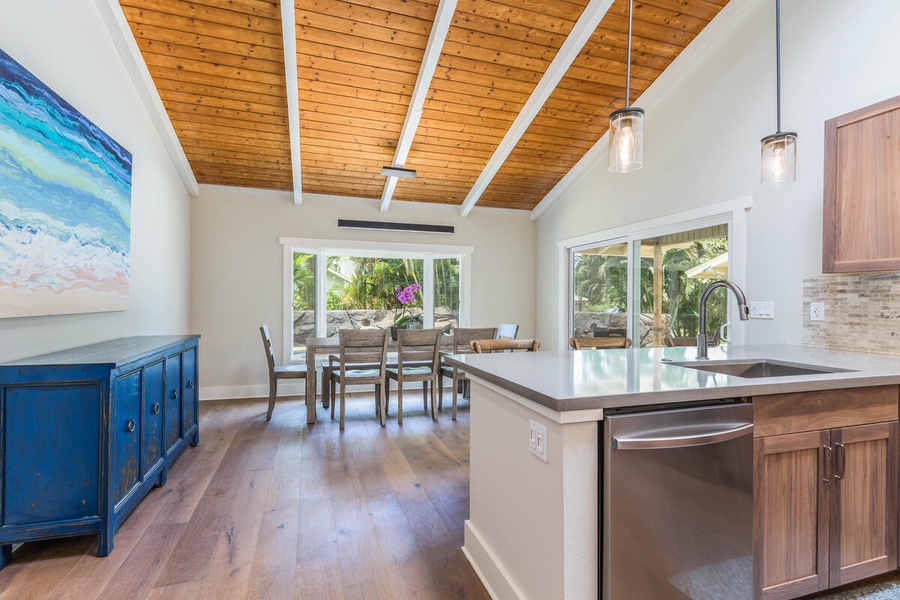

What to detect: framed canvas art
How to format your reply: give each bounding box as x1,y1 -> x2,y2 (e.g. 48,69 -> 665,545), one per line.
0,48 -> 132,318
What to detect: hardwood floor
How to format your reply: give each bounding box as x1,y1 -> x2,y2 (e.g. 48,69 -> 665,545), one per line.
0,394 -> 491,600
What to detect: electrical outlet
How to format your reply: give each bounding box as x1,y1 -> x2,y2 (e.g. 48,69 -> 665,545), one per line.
749,301 -> 775,319
810,302 -> 825,321
529,419 -> 548,463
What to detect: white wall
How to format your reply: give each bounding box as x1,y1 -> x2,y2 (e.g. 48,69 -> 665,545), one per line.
191,186 -> 536,399
0,0 -> 192,362
536,0 -> 900,349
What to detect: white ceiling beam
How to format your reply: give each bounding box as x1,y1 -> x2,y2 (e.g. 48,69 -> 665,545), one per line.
459,0 -> 615,217
281,0 -> 303,205
92,0 -> 199,197
379,0 -> 458,212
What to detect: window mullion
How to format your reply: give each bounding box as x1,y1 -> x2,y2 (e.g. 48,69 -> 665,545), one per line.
315,252 -> 327,337
423,258 -> 435,328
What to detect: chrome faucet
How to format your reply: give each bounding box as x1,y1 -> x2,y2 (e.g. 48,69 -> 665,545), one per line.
697,281 -> 750,359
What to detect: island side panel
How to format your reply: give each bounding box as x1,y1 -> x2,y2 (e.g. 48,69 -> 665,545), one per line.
463,378 -> 599,600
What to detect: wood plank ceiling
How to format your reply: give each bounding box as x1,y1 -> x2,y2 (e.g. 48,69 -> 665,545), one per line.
120,0 -> 730,212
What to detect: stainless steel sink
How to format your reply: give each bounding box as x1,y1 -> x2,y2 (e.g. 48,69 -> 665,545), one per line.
668,359 -> 854,379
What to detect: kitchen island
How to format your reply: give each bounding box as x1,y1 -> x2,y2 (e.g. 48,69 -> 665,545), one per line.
444,344 -> 900,600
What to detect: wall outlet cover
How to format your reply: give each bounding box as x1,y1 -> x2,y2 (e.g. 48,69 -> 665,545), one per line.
529,419 -> 548,463
811,302 -> 825,321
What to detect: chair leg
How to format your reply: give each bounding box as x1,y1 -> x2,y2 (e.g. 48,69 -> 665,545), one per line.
377,383 -> 386,427
339,384 -> 346,431
321,366 -> 331,409
422,381 -> 427,411
382,376 -> 389,417
397,380 -> 404,426
266,375 -> 276,420
452,370 -> 459,421
438,375 -> 444,410
430,378 -> 437,421
330,378 -> 336,421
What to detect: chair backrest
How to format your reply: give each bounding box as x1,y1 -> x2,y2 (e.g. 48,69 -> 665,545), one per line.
453,327 -> 497,353
570,336 -> 632,350
471,338 -> 541,353
396,328 -> 441,370
496,323 -> 519,339
338,328 -> 388,374
260,325 -> 277,373
664,336 -> 697,347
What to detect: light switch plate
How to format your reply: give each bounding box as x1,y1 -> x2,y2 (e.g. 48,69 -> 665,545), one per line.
749,301 -> 775,319
810,302 -> 825,321
529,419 -> 548,463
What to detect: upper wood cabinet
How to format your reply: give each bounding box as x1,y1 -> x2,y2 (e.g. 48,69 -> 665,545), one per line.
823,95 -> 900,273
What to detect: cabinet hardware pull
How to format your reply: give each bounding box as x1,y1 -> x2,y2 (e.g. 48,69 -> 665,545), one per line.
171,389 -> 178,399
152,402 -> 161,414
187,380 -> 195,389
823,445 -> 833,483
126,419 -> 136,433
835,442 -> 846,480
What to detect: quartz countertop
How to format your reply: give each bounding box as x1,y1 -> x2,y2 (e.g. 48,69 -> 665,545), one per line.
443,344 -> 900,412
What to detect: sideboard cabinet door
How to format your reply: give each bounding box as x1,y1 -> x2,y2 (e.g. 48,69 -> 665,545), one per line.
142,360 -> 165,480
112,370 -> 141,507
181,347 -> 198,444
164,353 -> 182,455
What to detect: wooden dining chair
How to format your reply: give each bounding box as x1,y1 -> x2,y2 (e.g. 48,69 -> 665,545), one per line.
438,327 -> 497,420
327,328 -> 388,430
471,338 -> 541,353
569,336 -> 633,350
385,328 -> 442,424
260,325 -> 307,421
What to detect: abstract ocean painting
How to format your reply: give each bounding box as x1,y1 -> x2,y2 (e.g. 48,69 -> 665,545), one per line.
0,48 -> 132,318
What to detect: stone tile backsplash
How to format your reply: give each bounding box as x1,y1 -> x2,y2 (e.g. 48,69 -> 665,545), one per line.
803,274 -> 900,355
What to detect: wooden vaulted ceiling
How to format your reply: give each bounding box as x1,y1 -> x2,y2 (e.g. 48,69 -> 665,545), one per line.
119,0 -> 730,212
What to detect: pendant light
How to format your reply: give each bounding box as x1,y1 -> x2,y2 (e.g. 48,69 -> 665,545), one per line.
761,0 -> 797,185
608,0 -> 644,173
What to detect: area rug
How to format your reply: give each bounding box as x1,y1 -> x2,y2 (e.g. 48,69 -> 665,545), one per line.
812,573 -> 900,599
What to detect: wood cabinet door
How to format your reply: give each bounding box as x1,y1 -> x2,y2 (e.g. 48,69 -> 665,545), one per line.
823,95 -> 900,273
141,360 -> 165,478
112,370 -> 141,507
181,347 -> 196,434
754,430 -> 830,600
164,353 -> 182,454
829,421 -> 899,587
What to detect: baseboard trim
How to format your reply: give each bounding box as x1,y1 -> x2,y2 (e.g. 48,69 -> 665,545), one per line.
199,381 -> 445,402
463,520 -> 525,600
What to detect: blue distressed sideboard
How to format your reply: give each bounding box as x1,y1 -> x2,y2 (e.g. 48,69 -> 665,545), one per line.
0,335 -> 200,568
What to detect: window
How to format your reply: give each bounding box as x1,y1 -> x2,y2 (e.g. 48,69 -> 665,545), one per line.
564,199 -> 751,350
281,238 -> 471,361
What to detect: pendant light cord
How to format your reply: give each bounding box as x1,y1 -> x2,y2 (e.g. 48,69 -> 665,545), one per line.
775,0 -> 782,133
625,0 -> 634,108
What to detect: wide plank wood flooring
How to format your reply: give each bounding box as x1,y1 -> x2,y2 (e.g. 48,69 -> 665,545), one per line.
0,394 -> 491,600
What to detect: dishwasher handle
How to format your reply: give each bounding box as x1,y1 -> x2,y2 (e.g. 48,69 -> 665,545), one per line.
612,422 -> 753,450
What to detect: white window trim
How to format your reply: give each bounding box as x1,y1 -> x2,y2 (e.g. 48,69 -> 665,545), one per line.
558,196 -> 753,350
280,237 -> 473,363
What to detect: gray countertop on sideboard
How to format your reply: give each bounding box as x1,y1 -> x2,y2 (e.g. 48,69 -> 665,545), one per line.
443,344 -> 900,412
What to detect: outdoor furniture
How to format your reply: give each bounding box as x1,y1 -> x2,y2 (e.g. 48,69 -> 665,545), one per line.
385,328 -> 442,424
327,329 -> 388,430
439,327 -> 497,420
664,336 -> 697,347
569,336 -> 633,350
260,325 -> 307,421
496,323 -> 519,339
471,338 -> 541,353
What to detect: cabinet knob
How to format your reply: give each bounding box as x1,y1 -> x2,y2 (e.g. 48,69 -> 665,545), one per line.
187,380 -> 195,389
171,389 -> 178,400
126,419 -> 136,433
152,402 -> 161,415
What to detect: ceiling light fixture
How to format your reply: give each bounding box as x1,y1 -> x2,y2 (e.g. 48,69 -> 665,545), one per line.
608,0 -> 644,173
761,0 -> 797,186
381,166 -> 417,179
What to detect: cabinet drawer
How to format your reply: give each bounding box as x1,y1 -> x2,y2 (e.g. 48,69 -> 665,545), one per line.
754,385 -> 899,437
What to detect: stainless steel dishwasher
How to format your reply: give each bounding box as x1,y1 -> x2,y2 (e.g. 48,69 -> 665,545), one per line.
603,402 -> 753,600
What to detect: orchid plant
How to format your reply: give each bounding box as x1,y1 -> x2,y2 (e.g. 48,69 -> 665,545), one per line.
394,283 -> 422,328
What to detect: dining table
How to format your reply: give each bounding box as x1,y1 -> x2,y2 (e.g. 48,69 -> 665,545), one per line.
302,334 -> 454,424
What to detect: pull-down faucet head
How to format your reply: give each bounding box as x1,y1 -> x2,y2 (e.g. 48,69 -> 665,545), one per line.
697,280 -> 749,359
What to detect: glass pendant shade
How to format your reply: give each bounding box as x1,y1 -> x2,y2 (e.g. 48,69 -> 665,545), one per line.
760,131 -> 797,185
608,107 -> 644,173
